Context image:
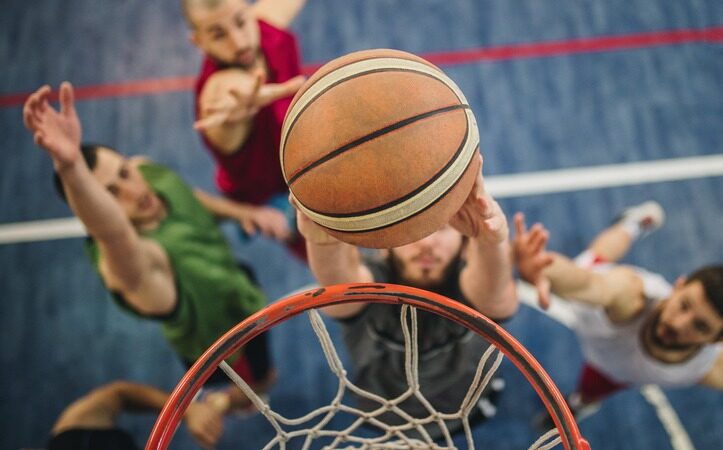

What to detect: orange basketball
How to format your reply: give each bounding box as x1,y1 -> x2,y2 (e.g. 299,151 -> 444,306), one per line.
280,49 -> 480,248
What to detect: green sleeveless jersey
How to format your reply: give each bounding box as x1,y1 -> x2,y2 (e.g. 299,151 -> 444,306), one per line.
86,162 -> 266,364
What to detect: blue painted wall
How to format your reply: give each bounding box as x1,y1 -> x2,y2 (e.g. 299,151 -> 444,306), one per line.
1,1 -> 721,448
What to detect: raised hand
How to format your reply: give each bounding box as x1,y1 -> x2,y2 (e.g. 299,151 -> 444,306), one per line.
290,195 -> 339,246
512,212 -> 555,309
184,400 -> 224,449
22,82 -> 82,169
194,68 -> 305,131
449,156 -> 509,246
236,204 -> 291,241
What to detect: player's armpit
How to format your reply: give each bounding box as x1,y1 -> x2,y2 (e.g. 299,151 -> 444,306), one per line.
99,238 -> 176,316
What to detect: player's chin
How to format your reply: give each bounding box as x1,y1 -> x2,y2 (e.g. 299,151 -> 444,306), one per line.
234,51 -> 257,69
408,273 -> 444,290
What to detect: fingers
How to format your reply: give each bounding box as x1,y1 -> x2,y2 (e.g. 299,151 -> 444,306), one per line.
34,131 -> 47,148
203,94 -> 236,112
527,223 -> 548,254
253,66 -> 267,87
194,430 -> 214,450
484,215 -> 504,235
242,208 -> 292,241
248,69 -> 263,106
193,111 -> 231,130
537,277 -> 552,310
280,75 -> 305,96
23,99 -> 37,130
463,156 -> 485,201
186,402 -> 224,449
59,81 -> 76,118
473,155 -> 485,190
197,425 -> 221,450
257,75 -> 305,107
541,253 -> 555,267
23,85 -> 51,130
228,68 -> 263,108
241,217 -> 257,236
35,84 -> 52,113
255,217 -> 290,241
513,212 -> 527,239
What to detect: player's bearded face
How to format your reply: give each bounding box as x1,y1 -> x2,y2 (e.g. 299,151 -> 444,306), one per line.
389,226 -> 464,289
654,280 -> 723,348
189,0 -> 261,68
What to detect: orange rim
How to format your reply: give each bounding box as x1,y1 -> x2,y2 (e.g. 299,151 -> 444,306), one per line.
146,283 -> 591,450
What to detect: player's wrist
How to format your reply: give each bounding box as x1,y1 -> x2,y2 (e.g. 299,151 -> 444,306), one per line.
205,390 -> 232,414
52,152 -> 84,176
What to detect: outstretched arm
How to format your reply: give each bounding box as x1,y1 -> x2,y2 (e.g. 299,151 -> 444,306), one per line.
23,83 -> 175,315
195,68 -> 305,153
253,0 -> 307,29
194,189 -> 291,241
511,213 -> 554,309
295,199 -> 374,318
51,381 -> 224,449
452,157 -> 518,320
513,213 -> 645,321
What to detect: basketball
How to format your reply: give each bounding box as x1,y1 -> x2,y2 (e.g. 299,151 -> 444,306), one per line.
280,48 -> 480,248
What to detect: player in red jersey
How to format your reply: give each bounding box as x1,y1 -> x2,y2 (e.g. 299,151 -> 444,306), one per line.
185,0 -> 308,259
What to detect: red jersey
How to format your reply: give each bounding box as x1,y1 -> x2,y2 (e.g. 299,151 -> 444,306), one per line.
195,20 -> 301,205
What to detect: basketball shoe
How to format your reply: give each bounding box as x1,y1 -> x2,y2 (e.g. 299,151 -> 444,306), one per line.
613,201 -> 665,240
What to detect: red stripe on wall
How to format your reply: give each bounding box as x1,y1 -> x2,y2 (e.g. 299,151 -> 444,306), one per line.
422,27 -> 723,66
2,27 -> 722,108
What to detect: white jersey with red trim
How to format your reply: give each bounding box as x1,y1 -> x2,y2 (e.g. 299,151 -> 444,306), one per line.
568,261 -> 721,387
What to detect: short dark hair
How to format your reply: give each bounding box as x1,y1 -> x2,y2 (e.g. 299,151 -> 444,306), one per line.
686,265 -> 723,317
53,143 -> 105,202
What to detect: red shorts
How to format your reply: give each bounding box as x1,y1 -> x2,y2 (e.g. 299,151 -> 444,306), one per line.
186,332 -> 272,386
577,363 -> 628,403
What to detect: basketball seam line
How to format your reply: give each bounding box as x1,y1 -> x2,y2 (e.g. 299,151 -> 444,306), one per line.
312,147 -> 477,233
282,68 -> 451,182
306,123 -> 473,223
281,65 -> 461,182
293,106 -> 478,232
283,56 -> 479,233
293,53 -> 439,101
287,103 -> 470,185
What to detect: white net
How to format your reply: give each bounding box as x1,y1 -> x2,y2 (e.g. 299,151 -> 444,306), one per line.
217,305 -> 563,450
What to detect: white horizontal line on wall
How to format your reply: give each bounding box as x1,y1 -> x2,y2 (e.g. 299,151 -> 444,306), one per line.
486,154 -> 723,198
1,154 -> 722,245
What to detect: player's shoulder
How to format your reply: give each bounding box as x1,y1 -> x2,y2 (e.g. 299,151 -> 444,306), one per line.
603,265 -> 647,322
252,0 -> 305,30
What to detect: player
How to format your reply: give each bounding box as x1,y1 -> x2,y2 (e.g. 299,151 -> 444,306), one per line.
47,381 -> 223,450
513,202 -> 723,423
185,0 -> 308,258
24,82 -> 275,412
295,157 -> 518,438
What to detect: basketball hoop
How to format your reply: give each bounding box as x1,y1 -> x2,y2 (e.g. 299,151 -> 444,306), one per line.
146,283 -> 591,450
